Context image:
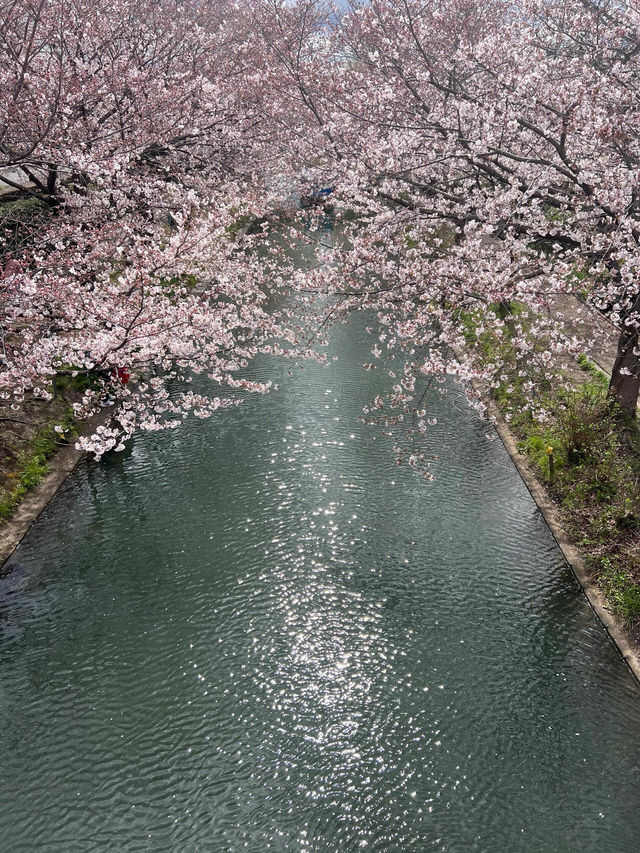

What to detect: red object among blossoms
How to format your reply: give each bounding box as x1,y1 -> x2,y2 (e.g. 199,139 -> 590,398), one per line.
115,367 -> 131,385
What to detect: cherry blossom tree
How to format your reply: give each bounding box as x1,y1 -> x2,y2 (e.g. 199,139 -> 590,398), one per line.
252,0 -> 640,431
4,0 -> 640,460
0,0 -> 296,455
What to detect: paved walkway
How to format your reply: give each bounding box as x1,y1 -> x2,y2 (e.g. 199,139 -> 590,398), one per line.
547,293 -> 619,379
0,167 -> 30,197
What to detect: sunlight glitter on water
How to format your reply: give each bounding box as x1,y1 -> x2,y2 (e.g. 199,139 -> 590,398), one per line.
2,312 -> 640,850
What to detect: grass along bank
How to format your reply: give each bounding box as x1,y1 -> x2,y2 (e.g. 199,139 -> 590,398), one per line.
0,406 -> 77,523
461,303 -> 640,635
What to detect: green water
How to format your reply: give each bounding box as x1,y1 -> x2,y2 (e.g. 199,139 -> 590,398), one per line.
1,301 -> 640,851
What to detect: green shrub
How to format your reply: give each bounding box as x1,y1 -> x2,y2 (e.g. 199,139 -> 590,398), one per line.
597,558 -> 640,628
576,353 -> 609,390
553,386 -> 609,463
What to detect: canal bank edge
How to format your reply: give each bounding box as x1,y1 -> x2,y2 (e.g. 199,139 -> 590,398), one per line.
487,396 -> 640,686
0,408 -> 114,571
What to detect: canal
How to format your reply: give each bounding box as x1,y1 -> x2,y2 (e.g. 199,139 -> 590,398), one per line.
1,242 -> 640,850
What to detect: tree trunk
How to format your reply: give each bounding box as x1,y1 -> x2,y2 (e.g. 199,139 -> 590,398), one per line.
608,293 -> 640,418
47,164 -> 58,196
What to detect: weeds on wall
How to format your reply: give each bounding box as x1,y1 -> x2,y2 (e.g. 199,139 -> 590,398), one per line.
0,409 -> 76,521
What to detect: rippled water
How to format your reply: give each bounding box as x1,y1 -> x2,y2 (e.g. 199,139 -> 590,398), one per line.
2,304 -> 640,850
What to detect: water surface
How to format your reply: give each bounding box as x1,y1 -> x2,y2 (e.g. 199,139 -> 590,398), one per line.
1,307 -> 640,852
